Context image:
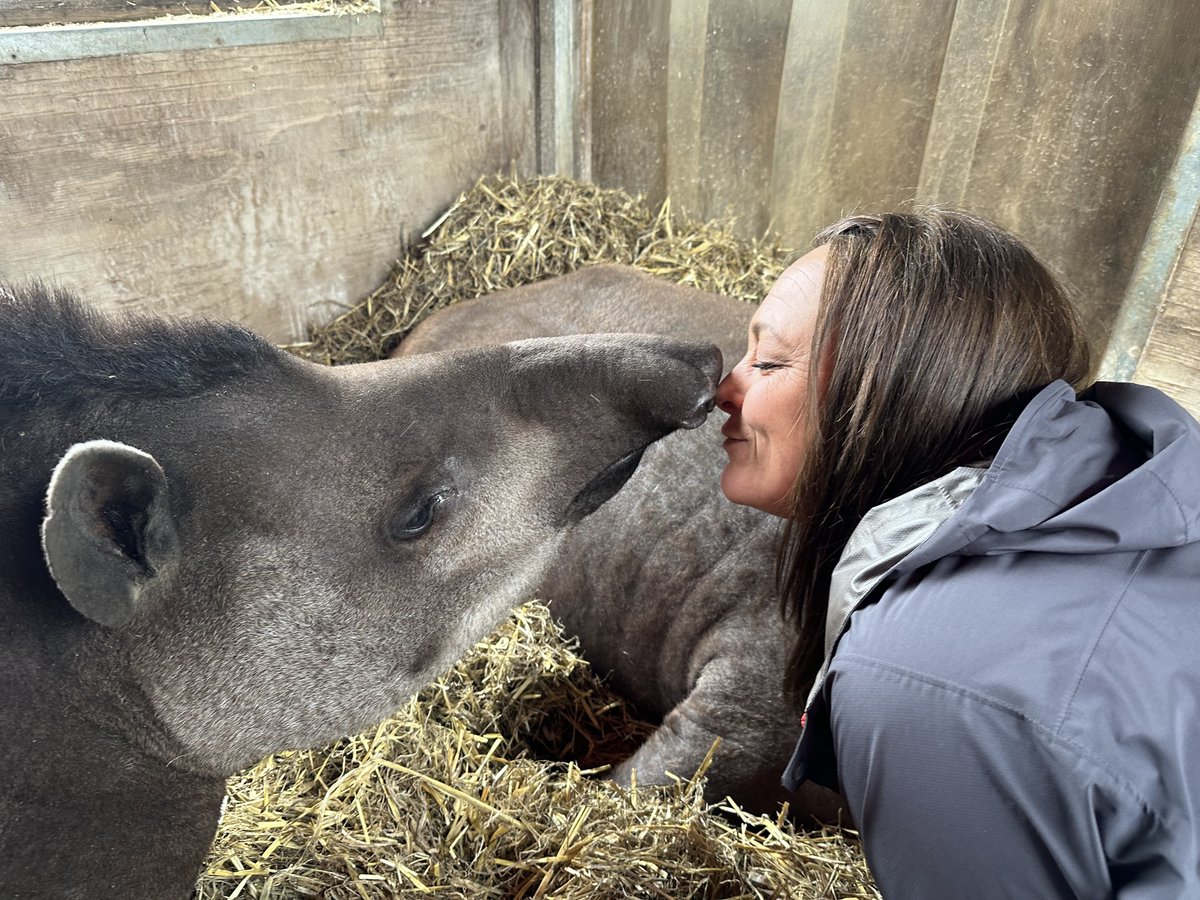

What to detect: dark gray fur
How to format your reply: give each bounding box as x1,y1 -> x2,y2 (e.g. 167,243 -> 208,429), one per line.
0,283 -> 720,899
396,265 -> 846,821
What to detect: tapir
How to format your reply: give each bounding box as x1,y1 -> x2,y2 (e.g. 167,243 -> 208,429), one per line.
394,264 -> 846,822
0,282 -> 720,899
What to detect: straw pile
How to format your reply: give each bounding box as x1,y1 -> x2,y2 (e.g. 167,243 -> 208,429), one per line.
197,175 -> 879,898
290,175 -> 791,365
207,1 -> 375,19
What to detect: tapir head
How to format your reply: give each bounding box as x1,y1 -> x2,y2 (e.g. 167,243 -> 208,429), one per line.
36,322 -> 719,775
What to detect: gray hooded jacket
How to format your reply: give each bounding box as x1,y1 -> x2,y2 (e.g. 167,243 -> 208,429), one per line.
784,380 -> 1200,898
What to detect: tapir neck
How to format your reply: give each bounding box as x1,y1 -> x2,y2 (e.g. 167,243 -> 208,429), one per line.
0,596 -> 226,899
0,690 -> 227,899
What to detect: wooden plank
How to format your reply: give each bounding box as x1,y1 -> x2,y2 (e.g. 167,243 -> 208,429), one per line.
589,0 -> 670,204
0,0 -> 320,28
1102,85 -> 1200,381
822,0 -> 957,226
535,0 -> 587,177
768,0 -> 957,248
693,0 -> 792,238
1133,211 -> 1200,418
767,0 -> 849,248
535,0 -> 555,173
0,11 -> 382,65
0,0 -> 536,341
952,0 -> 1200,352
916,0 -> 1008,205
664,0 -> 708,219
498,0 -> 538,177
574,0 -> 593,182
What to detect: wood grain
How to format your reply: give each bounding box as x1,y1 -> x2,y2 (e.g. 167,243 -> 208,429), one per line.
916,0 -> 1008,205
766,0 -> 848,247
694,0 -> 791,237
664,0 -> 708,219
949,0 -> 1200,350
1135,211 -> 1200,418
0,0 -> 313,28
770,0 -> 957,246
499,0 -> 537,177
0,0 -> 537,341
590,0 -> 671,204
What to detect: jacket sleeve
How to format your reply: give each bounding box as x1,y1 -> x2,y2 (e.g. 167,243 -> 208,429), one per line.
825,653 -> 1181,900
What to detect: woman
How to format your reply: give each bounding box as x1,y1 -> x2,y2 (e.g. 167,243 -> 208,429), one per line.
717,209 -> 1200,897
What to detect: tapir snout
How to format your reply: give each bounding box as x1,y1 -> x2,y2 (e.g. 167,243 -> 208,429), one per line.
493,333 -> 722,524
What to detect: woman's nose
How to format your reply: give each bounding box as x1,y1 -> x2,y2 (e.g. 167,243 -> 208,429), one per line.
716,367 -> 743,414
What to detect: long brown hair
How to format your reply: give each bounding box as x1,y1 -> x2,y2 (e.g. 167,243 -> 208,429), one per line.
780,208 -> 1092,702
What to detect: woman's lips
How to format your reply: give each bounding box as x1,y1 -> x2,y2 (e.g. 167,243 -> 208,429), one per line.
721,431 -> 747,451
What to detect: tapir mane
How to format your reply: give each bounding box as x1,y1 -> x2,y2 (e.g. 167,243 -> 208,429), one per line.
0,281 -> 287,413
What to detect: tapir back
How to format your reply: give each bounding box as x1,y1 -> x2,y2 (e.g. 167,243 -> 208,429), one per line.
397,265 -> 842,819
400,264 -> 752,361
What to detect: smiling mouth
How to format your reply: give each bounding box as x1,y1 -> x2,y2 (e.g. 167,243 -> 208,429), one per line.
563,446 -> 648,523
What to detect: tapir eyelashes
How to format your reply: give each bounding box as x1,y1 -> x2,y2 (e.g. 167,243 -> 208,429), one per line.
389,490 -> 454,542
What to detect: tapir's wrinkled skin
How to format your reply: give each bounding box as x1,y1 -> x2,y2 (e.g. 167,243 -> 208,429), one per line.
0,283 -> 719,900
395,265 -> 846,822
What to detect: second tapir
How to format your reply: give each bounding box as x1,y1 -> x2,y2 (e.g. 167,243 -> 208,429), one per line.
0,283 -> 720,899
395,264 -> 846,821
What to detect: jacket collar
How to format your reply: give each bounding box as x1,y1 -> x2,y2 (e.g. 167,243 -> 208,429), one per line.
805,465 -> 985,709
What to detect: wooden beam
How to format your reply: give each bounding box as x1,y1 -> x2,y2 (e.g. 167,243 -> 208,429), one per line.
0,8 -> 382,65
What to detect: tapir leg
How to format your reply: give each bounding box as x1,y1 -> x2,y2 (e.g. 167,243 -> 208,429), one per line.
607,658 -> 848,825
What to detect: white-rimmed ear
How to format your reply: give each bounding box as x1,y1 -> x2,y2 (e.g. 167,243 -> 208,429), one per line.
41,440 -> 179,628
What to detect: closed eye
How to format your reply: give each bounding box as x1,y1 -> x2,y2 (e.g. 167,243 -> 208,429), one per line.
389,490 -> 454,542
752,361 -> 784,371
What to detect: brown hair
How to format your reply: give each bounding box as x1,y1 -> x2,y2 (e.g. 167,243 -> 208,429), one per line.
780,208 -> 1092,701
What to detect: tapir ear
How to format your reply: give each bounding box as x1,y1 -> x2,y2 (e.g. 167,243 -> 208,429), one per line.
41,440 -> 179,628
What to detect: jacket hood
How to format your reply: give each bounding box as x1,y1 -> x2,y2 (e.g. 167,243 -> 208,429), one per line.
903,380 -> 1200,570
784,379 -> 1200,793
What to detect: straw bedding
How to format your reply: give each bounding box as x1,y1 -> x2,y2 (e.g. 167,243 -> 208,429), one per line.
195,175 -> 880,899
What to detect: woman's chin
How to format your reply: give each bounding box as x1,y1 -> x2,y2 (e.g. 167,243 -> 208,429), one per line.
720,468 -> 755,508
721,469 -> 788,518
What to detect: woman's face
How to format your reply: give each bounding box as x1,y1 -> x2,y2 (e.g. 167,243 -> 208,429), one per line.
716,245 -> 826,517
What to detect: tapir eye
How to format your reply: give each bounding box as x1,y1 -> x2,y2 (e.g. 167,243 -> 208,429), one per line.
390,491 -> 452,542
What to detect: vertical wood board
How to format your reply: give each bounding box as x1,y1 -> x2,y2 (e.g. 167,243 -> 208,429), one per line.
693,0 -> 792,237
916,0 -> 1009,205
769,0 -> 957,246
589,0 -> 671,204
1133,210 -> 1200,417
664,0 -> 710,218
767,0 -> 849,247
949,0 -> 1200,349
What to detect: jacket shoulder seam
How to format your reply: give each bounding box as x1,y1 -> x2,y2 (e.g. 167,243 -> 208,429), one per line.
1056,550 -> 1148,737
1146,467 -> 1189,542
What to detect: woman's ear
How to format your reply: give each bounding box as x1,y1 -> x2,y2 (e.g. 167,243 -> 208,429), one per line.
41,440 -> 179,628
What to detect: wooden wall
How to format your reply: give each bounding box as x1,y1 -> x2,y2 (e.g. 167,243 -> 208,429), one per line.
3,0 -> 1198,387
585,0 -> 1200,373
1134,207 -> 1200,415
0,0 -> 536,342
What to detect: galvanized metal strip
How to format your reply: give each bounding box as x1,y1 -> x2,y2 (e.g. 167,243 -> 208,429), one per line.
1100,88 -> 1200,381
0,9 -> 381,65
